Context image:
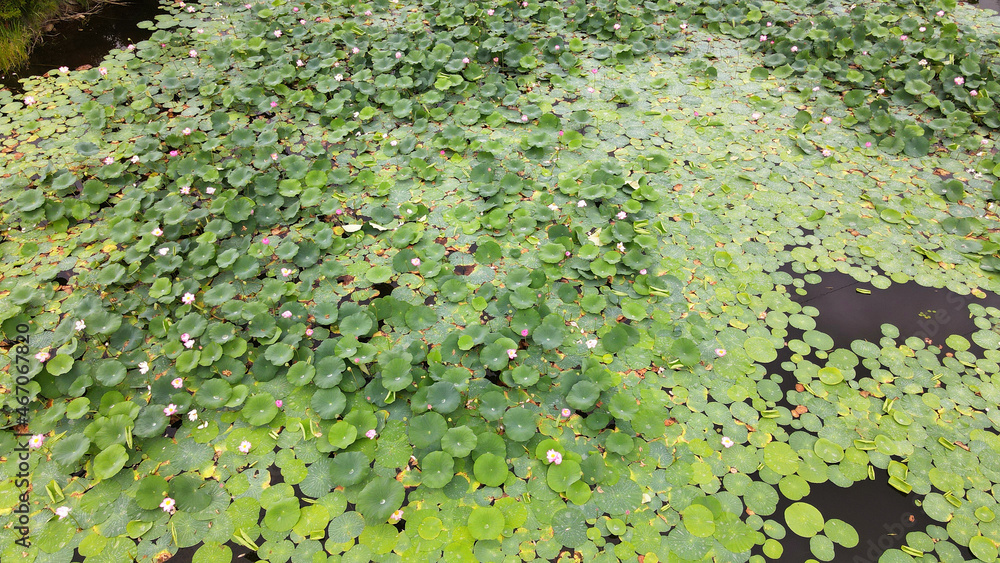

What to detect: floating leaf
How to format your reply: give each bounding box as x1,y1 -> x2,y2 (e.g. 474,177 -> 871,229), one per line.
468,506 -> 505,541
785,502 -> 824,538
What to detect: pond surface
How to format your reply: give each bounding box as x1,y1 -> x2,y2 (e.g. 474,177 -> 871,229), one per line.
759,269 -> 999,562
786,268 -> 1000,354
968,0 -> 1000,13
0,0 -> 163,94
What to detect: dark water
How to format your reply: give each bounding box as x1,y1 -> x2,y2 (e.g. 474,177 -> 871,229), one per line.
787,268 -> 1000,353
969,0 -> 1000,13
0,0 -> 164,94
769,468 -> 929,563
758,267 -> 998,562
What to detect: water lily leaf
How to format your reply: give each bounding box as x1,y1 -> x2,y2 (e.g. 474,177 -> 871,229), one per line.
813,438 -> 844,463
311,388 -> 346,419
264,343 -> 295,366
744,337 -> 777,363
511,364 -> 540,387
327,421 -> 357,449
551,507 -> 588,548
764,442 -> 800,475
420,451 -> 455,488
242,393 -> 278,426
46,354 -> 74,376
473,453 -> 509,487
824,518 -> 859,548
817,366 -> 843,385
672,338 -> 700,366
196,379 -> 232,409
75,141 -> 99,156
340,312 -> 373,337
93,444 -> 129,481
52,434 -> 90,466
683,503 -> 716,538
409,412 -> 447,448
605,433 -> 634,455
810,534 -> 836,561
594,476 -> 641,515
547,459 -> 582,493
357,477 -> 404,523
331,451 -> 370,487
785,502 -> 824,538
502,408 -> 536,442
468,506 -> 505,541
381,357 -> 413,392
264,498 -> 300,533
478,391 -> 507,421
441,426 -> 477,457
136,475 -> 169,510
969,536 -> 998,562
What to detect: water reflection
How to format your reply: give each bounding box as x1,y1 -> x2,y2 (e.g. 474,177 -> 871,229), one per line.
0,0 -> 164,93
969,0 -> 1000,13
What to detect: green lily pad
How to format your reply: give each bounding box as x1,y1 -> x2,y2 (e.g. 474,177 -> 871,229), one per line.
468,506 -> 505,541
785,502 -> 824,538
473,453 -> 509,487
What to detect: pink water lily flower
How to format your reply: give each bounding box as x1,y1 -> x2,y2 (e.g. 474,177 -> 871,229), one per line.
507,349 -> 517,360
28,434 -> 45,449
160,497 -> 176,514
546,450 -> 562,465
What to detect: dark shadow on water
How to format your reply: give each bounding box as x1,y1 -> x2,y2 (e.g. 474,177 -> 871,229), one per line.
759,265 -> 996,561
759,468 -> 928,563
0,0 -> 164,94
777,265 -> 1000,354
967,0 -> 1000,14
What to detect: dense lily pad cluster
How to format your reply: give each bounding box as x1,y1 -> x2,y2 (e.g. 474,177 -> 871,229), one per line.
4,0 -> 1000,561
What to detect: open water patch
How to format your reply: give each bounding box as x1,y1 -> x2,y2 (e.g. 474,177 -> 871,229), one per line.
0,0 -> 163,94
756,266 -> 1000,561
